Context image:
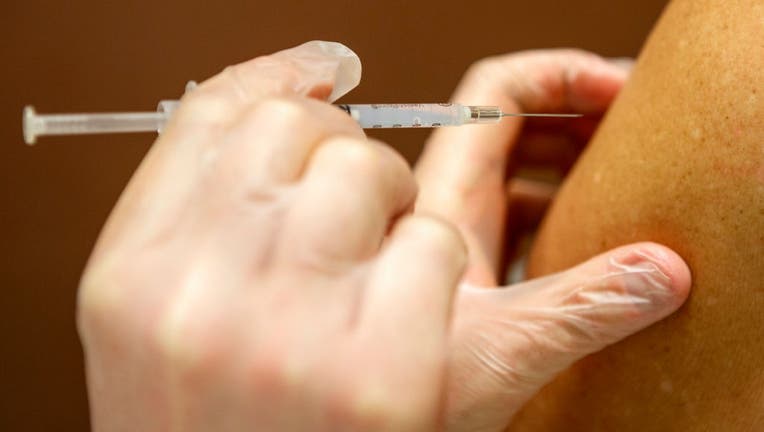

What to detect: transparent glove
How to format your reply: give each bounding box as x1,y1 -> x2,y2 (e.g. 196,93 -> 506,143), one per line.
78,41 -> 467,431
414,50 -> 693,431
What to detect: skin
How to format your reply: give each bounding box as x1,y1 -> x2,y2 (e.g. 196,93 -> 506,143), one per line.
505,0 -> 764,430
78,42 -> 693,432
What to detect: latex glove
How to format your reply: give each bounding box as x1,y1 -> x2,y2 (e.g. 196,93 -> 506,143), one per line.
78,41 -> 468,432
415,50 -> 693,431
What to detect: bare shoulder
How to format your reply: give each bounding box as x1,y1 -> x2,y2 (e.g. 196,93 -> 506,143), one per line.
509,0 -> 764,430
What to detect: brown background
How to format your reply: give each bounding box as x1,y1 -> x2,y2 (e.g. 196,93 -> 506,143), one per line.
1,0 -> 667,429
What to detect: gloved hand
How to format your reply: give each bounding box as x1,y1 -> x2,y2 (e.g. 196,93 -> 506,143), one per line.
415,50 -> 692,430
76,41 -> 692,432
78,41 -> 468,431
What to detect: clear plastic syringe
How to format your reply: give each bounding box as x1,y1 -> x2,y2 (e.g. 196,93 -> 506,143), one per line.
22,102 -> 581,145
336,104 -> 581,128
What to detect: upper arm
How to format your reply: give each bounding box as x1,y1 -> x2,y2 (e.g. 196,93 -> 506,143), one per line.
510,0 -> 764,430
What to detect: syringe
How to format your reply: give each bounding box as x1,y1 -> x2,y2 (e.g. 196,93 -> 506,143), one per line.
22,102 -> 581,145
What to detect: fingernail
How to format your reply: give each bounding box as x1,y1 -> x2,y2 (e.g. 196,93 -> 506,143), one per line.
289,41 -> 362,102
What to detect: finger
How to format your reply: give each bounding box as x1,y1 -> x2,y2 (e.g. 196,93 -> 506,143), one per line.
361,215 -> 467,370
451,242 -> 691,424
185,40 -> 361,111
165,40 -> 361,145
181,98 -> 365,275
499,243 -> 691,369
208,97 -> 364,192
280,137 -> 417,269
415,51 -> 630,283
94,42 -> 362,255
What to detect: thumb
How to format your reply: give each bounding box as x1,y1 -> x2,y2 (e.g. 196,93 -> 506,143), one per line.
446,242 -> 691,430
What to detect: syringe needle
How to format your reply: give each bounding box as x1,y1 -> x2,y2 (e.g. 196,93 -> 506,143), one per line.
501,113 -> 583,118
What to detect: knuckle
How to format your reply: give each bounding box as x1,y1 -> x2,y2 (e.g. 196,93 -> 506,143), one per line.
369,138 -> 409,169
368,141 -> 416,189
547,311 -> 607,352
246,352 -> 304,399
352,384 -> 428,430
400,215 -> 466,259
319,137 -> 383,174
177,91 -> 238,127
402,215 -> 468,271
554,277 -> 630,333
329,385 -> 423,430
249,98 -> 311,126
77,259 -> 130,336
153,298 -> 223,381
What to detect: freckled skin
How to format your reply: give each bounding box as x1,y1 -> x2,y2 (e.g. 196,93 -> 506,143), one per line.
507,0 -> 764,431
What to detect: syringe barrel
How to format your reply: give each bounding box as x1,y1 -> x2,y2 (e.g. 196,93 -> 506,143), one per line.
338,103 -> 470,128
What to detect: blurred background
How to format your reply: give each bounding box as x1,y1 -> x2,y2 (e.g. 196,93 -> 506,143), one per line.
1,0 -> 668,429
